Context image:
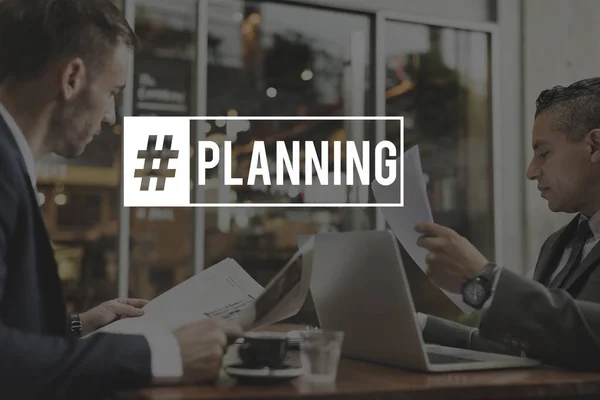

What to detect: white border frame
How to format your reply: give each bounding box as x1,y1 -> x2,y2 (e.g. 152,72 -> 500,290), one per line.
124,116 -> 404,208
375,10 -> 504,266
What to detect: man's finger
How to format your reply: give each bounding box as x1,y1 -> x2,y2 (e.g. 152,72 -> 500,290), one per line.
415,222 -> 455,237
111,303 -> 144,317
425,252 -> 436,264
417,236 -> 445,251
118,298 -> 149,308
211,318 -> 244,338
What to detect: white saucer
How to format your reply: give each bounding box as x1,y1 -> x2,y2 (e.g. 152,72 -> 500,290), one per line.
225,364 -> 304,384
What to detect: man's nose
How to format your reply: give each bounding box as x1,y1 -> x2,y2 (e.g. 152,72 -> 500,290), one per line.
103,111 -> 116,126
103,98 -> 117,126
526,160 -> 539,180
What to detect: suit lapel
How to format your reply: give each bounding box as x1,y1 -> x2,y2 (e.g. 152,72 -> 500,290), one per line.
532,231 -> 563,281
24,175 -> 67,335
533,215 -> 579,284
564,240 -> 600,291
0,114 -> 67,335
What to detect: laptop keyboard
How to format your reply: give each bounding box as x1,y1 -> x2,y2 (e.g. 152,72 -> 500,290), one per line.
427,352 -> 480,364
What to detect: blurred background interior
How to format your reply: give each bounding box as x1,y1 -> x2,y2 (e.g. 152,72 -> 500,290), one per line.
38,0 -> 582,324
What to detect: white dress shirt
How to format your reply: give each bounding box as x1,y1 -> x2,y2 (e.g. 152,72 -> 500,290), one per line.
0,102 -> 183,384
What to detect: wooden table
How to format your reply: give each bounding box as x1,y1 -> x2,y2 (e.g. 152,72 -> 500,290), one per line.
119,325 -> 600,400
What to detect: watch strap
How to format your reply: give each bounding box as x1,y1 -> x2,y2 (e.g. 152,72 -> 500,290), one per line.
479,262 -> 498,282
70,313 -> 82,336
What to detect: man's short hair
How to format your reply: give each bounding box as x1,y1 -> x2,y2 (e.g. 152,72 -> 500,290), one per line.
0,0 -> 138,84
535,77 -> 600,141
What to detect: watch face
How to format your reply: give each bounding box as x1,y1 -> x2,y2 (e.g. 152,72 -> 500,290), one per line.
464,280 -> 488,307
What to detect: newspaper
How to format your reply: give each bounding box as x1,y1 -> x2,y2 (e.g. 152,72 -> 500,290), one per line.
93,238 -> 314,336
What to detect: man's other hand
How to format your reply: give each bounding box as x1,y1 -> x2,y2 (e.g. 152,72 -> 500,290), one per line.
79,298 -> 148,335
173,318 -> 244,384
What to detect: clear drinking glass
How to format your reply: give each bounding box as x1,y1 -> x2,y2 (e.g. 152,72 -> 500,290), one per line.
299,330 -> 344,383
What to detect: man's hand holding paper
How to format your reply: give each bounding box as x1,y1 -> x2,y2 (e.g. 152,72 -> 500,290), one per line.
415,221 -> 490,294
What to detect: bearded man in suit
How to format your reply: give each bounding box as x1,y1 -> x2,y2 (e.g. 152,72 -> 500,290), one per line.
0,1 -> 242,398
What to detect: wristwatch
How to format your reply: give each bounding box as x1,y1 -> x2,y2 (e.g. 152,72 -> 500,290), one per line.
461,262 -> 497,309
70,313 -> 83,336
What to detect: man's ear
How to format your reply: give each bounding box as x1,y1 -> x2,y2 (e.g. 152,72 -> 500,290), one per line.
58,58 -> 86,100
589,129 -> 600,163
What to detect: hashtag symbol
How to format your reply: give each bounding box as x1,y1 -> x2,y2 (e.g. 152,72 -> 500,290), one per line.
134,135 -> 179,191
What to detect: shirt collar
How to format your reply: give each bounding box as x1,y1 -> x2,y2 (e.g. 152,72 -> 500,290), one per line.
0,102 -> 37,189
579,212 -> 600,240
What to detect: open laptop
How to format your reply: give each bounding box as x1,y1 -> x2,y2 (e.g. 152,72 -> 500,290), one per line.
308,230 -> 540,372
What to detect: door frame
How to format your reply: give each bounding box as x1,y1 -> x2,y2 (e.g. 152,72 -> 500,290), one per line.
375,10 -> 505,267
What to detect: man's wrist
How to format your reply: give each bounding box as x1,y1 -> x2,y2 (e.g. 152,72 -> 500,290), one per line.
486,264 -> 502,301
475,265 -> 502,320
466,260 -> 490,280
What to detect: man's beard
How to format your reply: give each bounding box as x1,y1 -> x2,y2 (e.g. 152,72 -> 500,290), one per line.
49,88 -> 95,158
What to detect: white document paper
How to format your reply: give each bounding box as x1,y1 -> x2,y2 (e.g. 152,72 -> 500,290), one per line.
94,258 -> 264,335
371,145 -> 472,313
95,239 -> 315,336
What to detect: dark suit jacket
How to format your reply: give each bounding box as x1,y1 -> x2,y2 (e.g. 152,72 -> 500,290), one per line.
479,268 -> 600,371
0,115 -> 152,399
423,213 -> 600,366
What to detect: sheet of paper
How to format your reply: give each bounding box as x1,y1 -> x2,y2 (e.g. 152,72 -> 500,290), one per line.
94,258 -> 264,335
371,145 -> 472,313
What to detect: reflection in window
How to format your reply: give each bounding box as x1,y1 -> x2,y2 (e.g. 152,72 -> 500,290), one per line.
385,22 -> 494,258
128,0 -> 197,300
206,1 -> 372,324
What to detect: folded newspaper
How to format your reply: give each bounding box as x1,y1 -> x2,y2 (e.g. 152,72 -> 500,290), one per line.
92,237 -> 314,336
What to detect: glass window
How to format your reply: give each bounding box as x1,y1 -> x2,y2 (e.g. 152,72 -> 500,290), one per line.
384,21 -> 494,258
38,147 -> 121,312
128,0 -> 197,300
205,0 -> 372,324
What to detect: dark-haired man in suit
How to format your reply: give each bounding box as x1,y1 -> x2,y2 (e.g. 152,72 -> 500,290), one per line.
416,77 -> 600,371
0,1 -> 242,399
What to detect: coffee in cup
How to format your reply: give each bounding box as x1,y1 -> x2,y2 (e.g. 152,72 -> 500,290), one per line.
238,331 -> 288,369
